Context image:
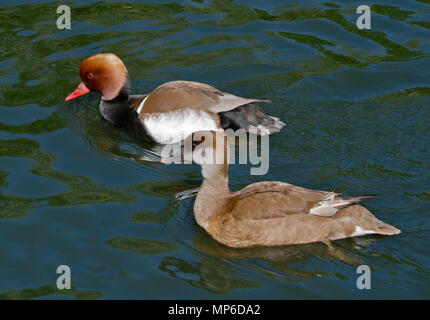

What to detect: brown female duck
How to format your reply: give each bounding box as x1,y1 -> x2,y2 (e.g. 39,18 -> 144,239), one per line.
191,131 -> 401,248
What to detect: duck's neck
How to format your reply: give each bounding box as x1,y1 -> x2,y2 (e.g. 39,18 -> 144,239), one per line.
194,163 -> 231,228
99,77 -> 135,126
201,164 -> 229,190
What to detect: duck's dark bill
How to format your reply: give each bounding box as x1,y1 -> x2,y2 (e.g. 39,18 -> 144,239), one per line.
65,82 -> 90,101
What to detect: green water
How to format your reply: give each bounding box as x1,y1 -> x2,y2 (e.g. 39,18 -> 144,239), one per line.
0,0 -> 429,299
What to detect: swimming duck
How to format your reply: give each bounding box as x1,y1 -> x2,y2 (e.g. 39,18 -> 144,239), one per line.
65,53 -> 284,144
191,131 -> 401,248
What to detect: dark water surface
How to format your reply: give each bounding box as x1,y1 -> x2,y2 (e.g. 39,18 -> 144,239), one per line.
0,0 -> 429,299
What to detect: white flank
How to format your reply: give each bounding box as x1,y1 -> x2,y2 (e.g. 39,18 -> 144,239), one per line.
351,226 -> 376,237
136,95 -> 149,114
142,108 -> 220,144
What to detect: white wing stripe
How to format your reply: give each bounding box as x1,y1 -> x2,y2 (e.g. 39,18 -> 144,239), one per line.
136,95 -> 149,114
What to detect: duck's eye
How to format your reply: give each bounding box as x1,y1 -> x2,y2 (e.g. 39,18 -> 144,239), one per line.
87,73 -> 95,79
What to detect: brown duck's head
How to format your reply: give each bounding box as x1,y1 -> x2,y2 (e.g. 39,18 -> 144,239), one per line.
65,53 -> 129,102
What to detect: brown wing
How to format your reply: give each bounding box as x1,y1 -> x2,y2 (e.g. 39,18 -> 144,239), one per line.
231,181 -> 377,220
230,181 -> 327,220
140,81 -> 270,114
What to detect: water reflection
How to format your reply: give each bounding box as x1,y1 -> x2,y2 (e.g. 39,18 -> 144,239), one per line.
107,236 -> 176,255
0,137 -> 137,219
159,256 -> 261,294
0,285 -> 103,300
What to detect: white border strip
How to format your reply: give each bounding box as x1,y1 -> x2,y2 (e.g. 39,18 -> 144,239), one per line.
136,95 -> 149,114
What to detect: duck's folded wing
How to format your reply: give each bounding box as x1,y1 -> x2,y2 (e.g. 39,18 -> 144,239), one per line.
141,81 -> 270,114
232,181 -> 324,219
234,181 -> 376,219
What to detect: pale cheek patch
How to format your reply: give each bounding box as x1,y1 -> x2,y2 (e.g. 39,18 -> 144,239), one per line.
142,108 -> 219,144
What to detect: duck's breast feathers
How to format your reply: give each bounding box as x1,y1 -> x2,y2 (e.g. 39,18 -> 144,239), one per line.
140,80 -> 270,114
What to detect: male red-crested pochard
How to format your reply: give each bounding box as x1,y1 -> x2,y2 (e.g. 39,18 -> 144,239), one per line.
190,131 -> 401,248
65,53 -> 284,144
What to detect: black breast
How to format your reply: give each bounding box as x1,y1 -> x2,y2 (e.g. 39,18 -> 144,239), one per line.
99,96 -> 155,143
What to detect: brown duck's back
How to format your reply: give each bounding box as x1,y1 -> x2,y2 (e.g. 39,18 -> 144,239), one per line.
137,81 -> 270,114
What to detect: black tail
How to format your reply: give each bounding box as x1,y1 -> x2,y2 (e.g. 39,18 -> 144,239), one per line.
219,103 -> 285,135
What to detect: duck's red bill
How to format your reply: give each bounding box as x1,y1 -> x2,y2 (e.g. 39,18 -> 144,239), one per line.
65,82 -> 90,101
